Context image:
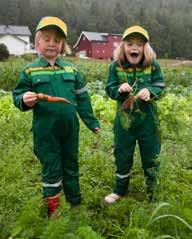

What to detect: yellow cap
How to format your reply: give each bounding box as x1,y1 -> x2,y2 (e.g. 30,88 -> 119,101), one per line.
36,16 -> 67,37
122,25 -> 149,41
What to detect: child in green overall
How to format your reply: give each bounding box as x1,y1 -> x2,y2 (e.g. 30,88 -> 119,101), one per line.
13,16 -> 100,216
104,25 -> 165,204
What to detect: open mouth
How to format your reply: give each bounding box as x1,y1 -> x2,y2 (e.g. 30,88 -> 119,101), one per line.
130,52 -> 139,58
127,51 -> 142,64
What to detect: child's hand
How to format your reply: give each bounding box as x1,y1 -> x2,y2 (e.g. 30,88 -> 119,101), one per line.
23,91 -> 38,107
136,88 -> 150,101
92,127 -> 101,134
118,83 -> 133,93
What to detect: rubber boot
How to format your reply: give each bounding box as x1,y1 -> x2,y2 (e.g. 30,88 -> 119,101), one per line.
45,195 -> 60,217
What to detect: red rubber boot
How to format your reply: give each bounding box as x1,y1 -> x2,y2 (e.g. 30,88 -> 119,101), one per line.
45,195 -> 60,217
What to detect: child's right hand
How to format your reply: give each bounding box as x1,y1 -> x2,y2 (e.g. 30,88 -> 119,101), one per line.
23,91 -> 38,107
118,83 -> 133,93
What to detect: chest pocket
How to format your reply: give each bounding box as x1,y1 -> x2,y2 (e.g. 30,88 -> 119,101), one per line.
61,74 -> 76,92
32,76 -> 52,94
139,76 -> 152,85
62,73 -> 75,81
136,66 -> 152,87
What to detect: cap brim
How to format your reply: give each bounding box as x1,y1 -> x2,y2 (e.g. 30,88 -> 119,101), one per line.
37,25 -> 67,38
36,17 -> 67,37
122,26 -> 149,41
123,32 -> 149,41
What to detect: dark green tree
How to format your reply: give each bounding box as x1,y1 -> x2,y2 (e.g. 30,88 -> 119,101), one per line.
113,2 -> 127,26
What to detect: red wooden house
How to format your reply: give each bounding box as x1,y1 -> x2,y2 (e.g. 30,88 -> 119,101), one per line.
73,31 -> 122,60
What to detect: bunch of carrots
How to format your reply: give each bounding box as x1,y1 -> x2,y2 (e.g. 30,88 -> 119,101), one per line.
121,95 -> 138,111
120,70 -> 140,111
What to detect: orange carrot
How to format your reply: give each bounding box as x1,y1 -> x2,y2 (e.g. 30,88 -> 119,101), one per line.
36,93 -> 71,104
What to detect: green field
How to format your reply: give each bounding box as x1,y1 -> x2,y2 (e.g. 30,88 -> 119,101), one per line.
0,57 -> 192,239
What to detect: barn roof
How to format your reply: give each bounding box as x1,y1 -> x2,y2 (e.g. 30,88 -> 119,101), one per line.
74,31 -> 122,48
83,31 -> 108,41
0,25 -> 31,36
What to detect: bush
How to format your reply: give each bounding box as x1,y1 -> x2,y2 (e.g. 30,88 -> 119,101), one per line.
22,53 -> 36,62
0,43 -> 9,61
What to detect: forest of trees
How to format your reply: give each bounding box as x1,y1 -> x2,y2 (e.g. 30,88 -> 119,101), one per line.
0,0 -> 191,59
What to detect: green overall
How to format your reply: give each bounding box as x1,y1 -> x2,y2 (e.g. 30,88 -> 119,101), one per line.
13,57 -> 100,204
106,60 -> 165,197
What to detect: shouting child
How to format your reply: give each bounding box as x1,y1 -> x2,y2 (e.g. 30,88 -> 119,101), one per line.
104,25 -> 165,204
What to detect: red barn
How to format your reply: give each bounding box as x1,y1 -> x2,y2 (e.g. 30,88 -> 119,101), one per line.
73,31 -> 122,60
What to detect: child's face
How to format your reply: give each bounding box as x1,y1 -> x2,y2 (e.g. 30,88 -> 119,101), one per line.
38,28 -> 64,60
124,36 -> 145,65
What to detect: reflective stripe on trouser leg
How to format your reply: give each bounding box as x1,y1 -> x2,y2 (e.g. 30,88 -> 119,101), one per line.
113,115 -> 137,196
42,180 -> 62,188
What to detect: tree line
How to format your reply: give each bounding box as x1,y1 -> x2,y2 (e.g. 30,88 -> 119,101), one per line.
0,0 -> 191,59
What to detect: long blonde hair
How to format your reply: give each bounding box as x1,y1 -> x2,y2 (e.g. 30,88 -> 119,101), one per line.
34,30 -> 71,55
113,41 -> 156,66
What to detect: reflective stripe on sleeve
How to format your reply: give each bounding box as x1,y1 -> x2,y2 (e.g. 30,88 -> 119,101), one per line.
42,180 -> 62,188
75,86 -> 88,95
151,82 -> 165,87
116,173 -> 130,179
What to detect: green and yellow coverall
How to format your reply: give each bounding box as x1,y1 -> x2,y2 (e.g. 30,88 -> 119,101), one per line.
13,56 -> 100,205
106,60 -> 165,198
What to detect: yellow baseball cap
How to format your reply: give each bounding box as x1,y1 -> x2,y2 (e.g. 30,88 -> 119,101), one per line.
122,25 -> 149,41
36,16 -> 67,38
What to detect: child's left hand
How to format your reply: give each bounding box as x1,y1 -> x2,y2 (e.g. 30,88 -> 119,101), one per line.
92,127 -> 101,134
136,88 -> 150,101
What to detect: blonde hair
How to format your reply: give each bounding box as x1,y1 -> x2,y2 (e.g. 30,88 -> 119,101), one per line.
113,41 -> 156,66
34,30 -> 71,55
